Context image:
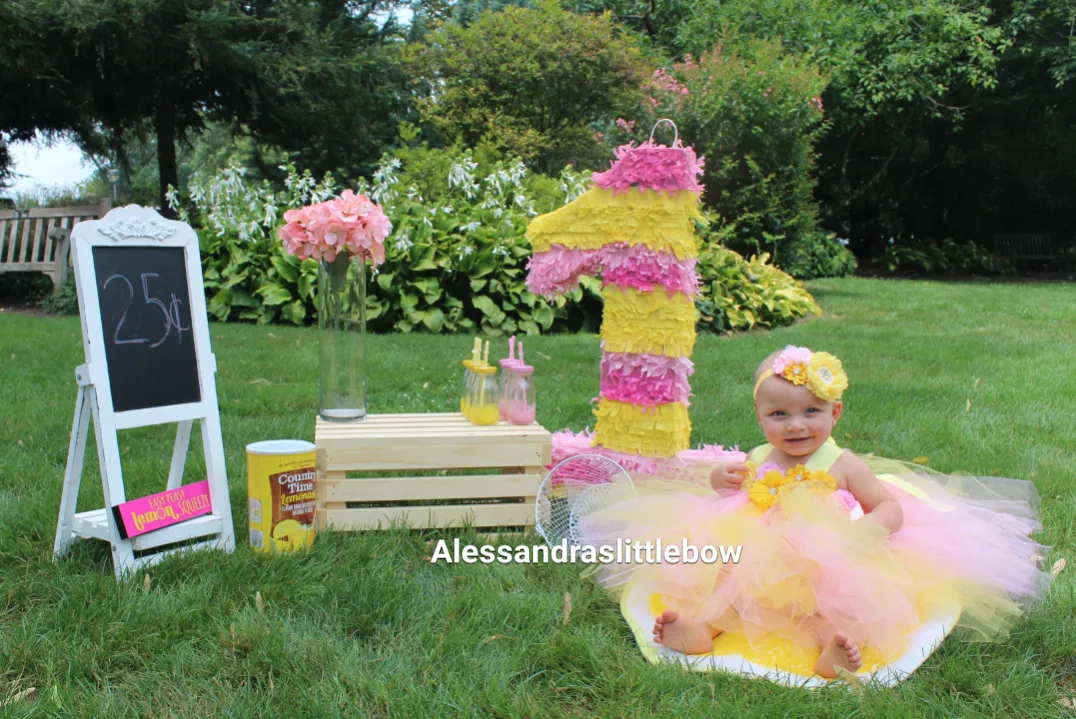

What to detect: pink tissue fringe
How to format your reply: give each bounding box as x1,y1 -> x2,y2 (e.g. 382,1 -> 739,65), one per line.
591,141 -> 705,195
599,352 -> 694,406
551,428 -> 744,481
526,244 -> 698,298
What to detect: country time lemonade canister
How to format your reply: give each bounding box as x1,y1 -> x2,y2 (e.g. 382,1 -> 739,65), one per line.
246,440 -> 317,552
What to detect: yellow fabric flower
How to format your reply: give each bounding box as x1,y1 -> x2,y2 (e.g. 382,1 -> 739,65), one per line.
806,352 -> 848,401
807,469 -> 838,491
781,362 -> 809,386
747,470 -> 789,509
786,464 -> 811,484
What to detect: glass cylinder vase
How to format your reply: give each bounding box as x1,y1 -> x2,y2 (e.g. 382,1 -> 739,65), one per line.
317,253 -> 368,422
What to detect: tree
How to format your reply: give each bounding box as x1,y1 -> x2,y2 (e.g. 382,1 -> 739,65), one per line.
0,1 -> 95,190
678,0 -> 1014,256
2,0 -> 406,212
571,0 -> 693,55
403,1 -> 648,172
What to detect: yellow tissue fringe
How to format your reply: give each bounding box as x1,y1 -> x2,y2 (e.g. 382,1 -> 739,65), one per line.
601,286 -> 697,357
526,187 -> 702,259
592,399 -> 691,457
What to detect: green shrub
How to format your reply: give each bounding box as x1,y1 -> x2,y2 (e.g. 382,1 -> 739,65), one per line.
175,144 -> 822,336
359,146 -> 594,335
617,39 -> 831,279
0,272 -> 52,303
696,236 -> 822,334
781,231 -> 858,279
42,276 -> 80,315
172,162 -> 338,325
880,237 -> 1013,275
174,145 -> 597,334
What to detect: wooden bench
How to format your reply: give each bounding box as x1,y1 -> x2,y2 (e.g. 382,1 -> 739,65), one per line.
992,233 -> 1061,265
0,199 -> 112,288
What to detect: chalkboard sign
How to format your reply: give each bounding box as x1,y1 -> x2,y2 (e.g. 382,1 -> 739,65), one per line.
92,246 -> 201,412
56,205 -> 236,580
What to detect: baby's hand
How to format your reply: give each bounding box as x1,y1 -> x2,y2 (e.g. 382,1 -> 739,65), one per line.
710,462 -> 750,492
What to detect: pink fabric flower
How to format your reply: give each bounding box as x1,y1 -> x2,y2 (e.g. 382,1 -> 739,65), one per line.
834,489 -> 864,519
756,462 -> 784,479
771,345 -> 813,375
276,190 -> 392,265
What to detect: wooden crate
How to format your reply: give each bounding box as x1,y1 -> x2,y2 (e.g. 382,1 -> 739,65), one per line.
315,413 -> 552,531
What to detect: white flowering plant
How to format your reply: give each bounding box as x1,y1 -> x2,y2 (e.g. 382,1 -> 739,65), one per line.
171,145 -> 594,333
352,144 -> 592,334
167,161 -> 337,324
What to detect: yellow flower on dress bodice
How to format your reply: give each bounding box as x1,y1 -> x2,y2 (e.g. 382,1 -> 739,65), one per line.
743,463 -> 839,509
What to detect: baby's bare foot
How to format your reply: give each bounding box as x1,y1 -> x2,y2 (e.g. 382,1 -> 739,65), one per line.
813,632 -> 863,679
652,610 -> 717,655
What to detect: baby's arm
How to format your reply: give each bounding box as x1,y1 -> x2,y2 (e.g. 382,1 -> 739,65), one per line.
839,453 -> 903,534
710,461 -> 750,492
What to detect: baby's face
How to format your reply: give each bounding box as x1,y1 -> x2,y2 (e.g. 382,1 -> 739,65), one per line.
754,377 -> 841,457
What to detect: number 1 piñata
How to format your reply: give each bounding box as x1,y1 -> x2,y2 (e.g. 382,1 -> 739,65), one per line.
526,125 -> 741,474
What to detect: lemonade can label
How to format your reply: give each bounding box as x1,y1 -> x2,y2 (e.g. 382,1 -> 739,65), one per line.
246,440 -> 317,553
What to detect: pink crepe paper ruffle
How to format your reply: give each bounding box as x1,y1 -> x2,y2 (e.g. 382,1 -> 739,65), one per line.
527,244 -> 698,298
526,247 -> 601,296
599,352 -> 694,406
600,244 -> 698,296
677,443 -> 748,466
592,141 -> 705,195
550,428 -> 745,482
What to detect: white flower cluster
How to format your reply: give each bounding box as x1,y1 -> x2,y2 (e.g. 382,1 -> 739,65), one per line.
166,152 -> 593,262
169,160 -> 336,243
559,166 -> 589,203
448,157 -> 480,199
372,158 -> 401,204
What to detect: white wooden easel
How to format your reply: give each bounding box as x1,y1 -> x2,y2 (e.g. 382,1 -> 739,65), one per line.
53,205 -> 235,580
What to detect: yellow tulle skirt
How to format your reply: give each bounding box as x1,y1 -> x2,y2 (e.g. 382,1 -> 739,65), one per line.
577,457 -> 1051,664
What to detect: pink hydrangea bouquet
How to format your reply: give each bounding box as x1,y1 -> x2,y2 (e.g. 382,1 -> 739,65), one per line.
277,190 -> 392,264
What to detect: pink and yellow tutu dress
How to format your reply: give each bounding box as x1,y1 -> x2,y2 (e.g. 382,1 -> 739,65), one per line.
577,437 -> 1052,669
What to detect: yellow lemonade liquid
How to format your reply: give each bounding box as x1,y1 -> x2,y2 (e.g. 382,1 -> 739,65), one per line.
470,404 -> 500,425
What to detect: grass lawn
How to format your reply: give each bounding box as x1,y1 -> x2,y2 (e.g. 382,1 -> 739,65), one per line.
1,277 -> 1074,717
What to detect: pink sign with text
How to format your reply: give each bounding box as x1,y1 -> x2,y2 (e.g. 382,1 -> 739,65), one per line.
113,480 -> 213,539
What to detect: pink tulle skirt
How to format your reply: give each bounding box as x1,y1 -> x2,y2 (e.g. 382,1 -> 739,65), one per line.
577,457 -> 1052,657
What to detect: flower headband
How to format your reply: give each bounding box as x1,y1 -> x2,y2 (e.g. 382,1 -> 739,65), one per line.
752,345 -> 848,402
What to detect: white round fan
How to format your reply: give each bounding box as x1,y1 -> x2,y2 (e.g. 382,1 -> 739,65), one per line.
535,453 -> 634,548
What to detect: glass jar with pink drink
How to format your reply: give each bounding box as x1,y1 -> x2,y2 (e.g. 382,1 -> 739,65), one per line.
503,362 -> 536,425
